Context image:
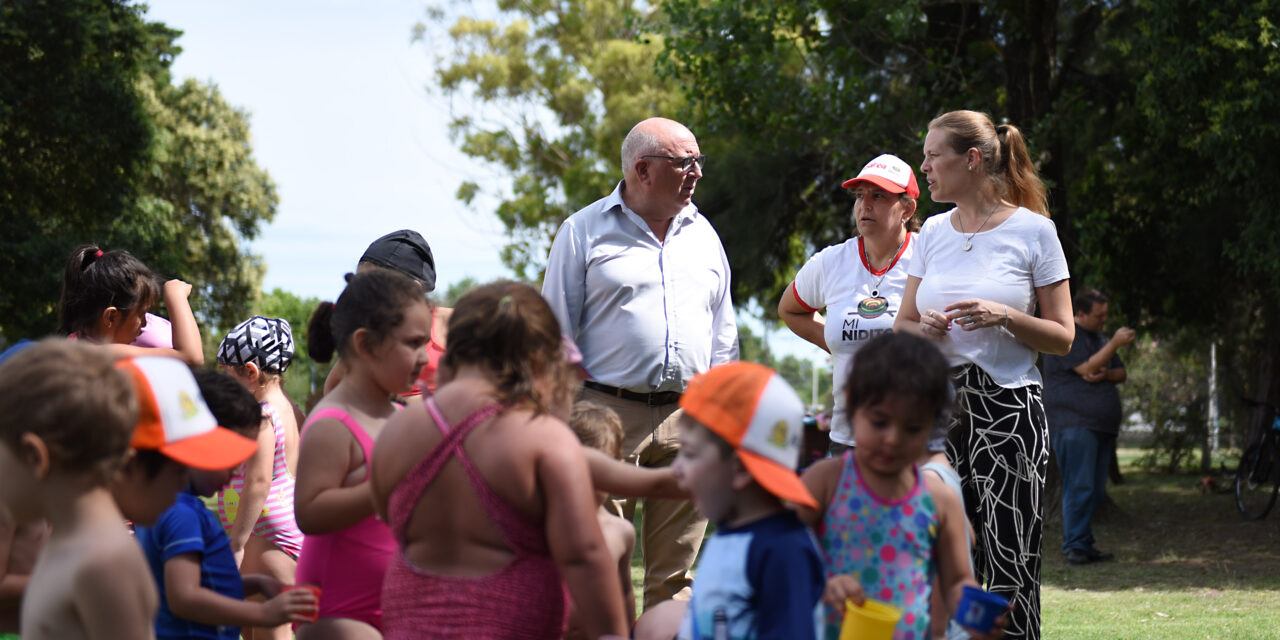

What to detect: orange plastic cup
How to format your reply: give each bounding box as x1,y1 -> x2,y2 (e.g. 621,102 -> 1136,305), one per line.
281,584 -> 322,622
840,599 -> 902,640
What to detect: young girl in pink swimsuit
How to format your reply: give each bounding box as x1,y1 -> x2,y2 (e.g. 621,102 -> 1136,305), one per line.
294,270 -> 432,640
216,316 -> 307,640
369,281 -> 627,640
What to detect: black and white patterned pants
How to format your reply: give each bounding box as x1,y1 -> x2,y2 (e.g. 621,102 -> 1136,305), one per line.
947,364 -> 1047,640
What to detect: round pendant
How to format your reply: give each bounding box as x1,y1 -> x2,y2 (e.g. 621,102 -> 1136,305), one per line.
857,296 -> 889,319
963,240 -> 973,251
869,289 -> 879,298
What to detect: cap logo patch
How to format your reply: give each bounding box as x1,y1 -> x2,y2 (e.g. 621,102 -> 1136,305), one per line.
770,420 -> 789,449
179,391 -> 199,419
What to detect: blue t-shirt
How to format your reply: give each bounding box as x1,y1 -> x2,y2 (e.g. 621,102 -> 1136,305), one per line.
678,511 -> 825,640
135,489 -> 245,640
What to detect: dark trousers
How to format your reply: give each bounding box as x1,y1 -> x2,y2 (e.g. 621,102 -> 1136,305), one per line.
1052,427 -> 1113,554
948,364 -> 1047,640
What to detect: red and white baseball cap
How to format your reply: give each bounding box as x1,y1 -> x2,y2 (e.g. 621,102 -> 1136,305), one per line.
116,357 -> 258,470
841,153 -> 920,199
679,362 -> 817,509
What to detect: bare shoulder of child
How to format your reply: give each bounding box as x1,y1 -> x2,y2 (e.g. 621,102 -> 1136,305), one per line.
23,512 -> 156,640
597,508 -> 635,569
798,455 -> 845,527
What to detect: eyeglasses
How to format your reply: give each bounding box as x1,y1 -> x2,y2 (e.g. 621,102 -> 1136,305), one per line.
642,154 -> 707,173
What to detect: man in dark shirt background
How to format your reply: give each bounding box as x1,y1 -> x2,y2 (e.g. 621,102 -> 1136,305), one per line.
1044,289 -> 1135,565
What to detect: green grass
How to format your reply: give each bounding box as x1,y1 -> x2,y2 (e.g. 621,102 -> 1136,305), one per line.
1040,448 -> 1280,638
627,449 -> 1280,638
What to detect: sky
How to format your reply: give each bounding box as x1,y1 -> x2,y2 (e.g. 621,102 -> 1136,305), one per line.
144,0 -> 826,367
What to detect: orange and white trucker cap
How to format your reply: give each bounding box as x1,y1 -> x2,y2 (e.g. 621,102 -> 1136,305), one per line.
841,153 -> 920,199
679,361 -> 818,509
116,357 -> 258,470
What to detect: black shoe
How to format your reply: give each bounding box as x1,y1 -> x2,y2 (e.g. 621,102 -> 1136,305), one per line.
1085,547 -> 1115,562
1065,549 -> 1095,565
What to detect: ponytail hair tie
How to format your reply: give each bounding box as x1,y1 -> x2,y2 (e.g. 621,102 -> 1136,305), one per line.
94,249 -> 104,258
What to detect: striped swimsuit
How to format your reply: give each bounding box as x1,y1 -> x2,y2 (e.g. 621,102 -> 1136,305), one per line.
217,402 -> 305,558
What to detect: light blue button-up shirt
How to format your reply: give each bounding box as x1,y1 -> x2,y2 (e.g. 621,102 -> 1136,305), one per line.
542,181 -> 739,393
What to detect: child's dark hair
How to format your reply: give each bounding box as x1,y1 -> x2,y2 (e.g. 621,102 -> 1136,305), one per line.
443,281 -> 572,414
306,270 -> 426,363
569,401 -> 623,459
192,368 -> 264,438
0,340 -> 137,483
845,333 -> 953,429
58,244 -> 161,337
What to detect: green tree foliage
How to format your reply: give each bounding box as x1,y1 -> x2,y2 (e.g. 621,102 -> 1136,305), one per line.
0,0 -> 276,341
440,276 -> 480,307
658,0 -> 1118,304
252,288 -> 333,407
1074,0 -> 1280,441
422,0 -> 1280,445
415,0 -> 682,279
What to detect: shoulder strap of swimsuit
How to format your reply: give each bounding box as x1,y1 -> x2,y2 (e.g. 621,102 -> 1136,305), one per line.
302,406 -> 375,461
387,397 -> 505,539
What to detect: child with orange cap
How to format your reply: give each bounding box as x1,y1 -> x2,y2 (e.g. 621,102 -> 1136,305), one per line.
665,361 -> 826,640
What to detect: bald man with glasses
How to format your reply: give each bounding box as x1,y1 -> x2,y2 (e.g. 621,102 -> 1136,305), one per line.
542,117 -> 739,610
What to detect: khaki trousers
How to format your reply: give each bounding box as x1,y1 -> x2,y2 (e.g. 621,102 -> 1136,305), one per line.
579,386 -> 708,610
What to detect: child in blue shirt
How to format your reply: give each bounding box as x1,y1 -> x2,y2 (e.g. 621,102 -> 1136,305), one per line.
134,369 -> 316,639
670,362 -> 826,640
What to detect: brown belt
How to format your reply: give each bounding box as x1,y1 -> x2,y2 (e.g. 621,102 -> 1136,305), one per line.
583,380 -> 682,406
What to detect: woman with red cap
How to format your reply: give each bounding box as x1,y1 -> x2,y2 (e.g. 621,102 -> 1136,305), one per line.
778,153 -> 920,455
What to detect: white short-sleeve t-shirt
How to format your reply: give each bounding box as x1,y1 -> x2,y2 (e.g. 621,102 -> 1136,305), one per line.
908,207 -> 1070,388
791,234 -> 915,445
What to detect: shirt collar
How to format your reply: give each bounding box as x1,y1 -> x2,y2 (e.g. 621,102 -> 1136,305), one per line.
608,180 -> 700,229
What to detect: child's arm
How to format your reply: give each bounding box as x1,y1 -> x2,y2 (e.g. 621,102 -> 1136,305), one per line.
1,521 -> 46,632
225,417 -> 275,566
540,425 -> 628,638
615,521 -> 636,627
797,456 -> 842,529
106,280 -> 205,365
927,474 -> 1007,639
584,448 -> 687,499
240,574 -> 282,599
165,554 -> 316,627
294,418 -> 374,534
163,279 -> 204,365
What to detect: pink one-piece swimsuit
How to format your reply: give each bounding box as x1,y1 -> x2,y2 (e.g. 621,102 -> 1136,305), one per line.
381,397 -> 568,639
294,407 -> 397,630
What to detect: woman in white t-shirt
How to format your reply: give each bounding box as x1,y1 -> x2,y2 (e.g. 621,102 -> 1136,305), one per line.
895,110 -> 1074,640
778,153 -> 919,453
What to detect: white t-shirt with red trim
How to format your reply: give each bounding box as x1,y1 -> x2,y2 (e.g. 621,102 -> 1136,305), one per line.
791,234 -> 915,445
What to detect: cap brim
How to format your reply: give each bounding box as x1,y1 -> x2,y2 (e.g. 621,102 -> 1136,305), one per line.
841,175 -> 908,194
738,449 -> 818,509
160,427 -> 259,470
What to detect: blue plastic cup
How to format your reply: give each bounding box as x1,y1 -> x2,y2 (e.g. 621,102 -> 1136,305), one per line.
953,585 -> 1008,634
